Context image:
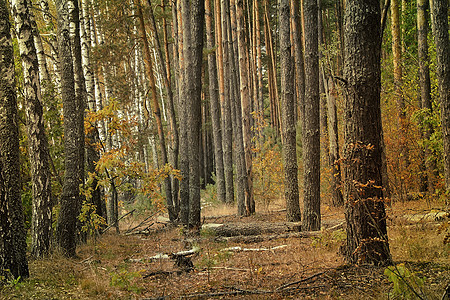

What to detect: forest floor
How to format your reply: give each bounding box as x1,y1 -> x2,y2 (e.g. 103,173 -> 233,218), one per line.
1,198 -> 450,299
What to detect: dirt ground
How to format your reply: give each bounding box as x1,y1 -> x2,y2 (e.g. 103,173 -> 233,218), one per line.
1,200 -> 449,299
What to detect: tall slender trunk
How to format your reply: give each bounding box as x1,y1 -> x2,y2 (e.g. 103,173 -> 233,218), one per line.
236,0 -> 254,215
205,0 -> 226,204
303,0 -> 321,231
0,0 -> 29,277
12,0 -> 53,258
220,0 -> 235,205
55,0 -> 82,257
291,0 -> 305,132
280,0 -> 301,222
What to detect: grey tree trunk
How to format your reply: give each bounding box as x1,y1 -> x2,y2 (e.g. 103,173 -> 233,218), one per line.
303,0 -> 321,231
12,0 -> 53,258
280,0 -> 301,222
55,0 -> 83,257
431,0 -> 450,193
343,0 -> 391,265
0,1 -> 29,278
181,0 -> 204,228
205,0 -> 226,204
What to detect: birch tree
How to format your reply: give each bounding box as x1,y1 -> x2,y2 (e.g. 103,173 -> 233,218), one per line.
0,0 -> 29,278
11,0 -> 53,258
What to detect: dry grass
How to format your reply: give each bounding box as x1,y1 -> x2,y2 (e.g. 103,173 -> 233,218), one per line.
1,197 -> 449,299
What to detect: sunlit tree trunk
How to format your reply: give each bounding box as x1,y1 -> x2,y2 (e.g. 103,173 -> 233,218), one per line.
12,0 -> 53,258
0,0 -> 29,277
431,0 -> 450,194
303,0 -> 321,231
343,0 -> 391,265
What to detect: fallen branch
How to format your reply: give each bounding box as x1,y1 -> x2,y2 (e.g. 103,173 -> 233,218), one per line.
276,271 -> 325,291
220,245 -> 288,252
125,211 -> 159,234
102,209 -> 136,233
214,231 -> 319,243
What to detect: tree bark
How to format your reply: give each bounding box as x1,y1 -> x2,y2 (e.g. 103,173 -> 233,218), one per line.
236,0 -> 255,215
302,0 -> 321,231
343,0 -> 391,265
280,0 -> 301,222
12,0 -> 53,258
431,0 -> 450,194
0,0 -> 29,277
55,0 -> 83,257
182,0 -> 204,228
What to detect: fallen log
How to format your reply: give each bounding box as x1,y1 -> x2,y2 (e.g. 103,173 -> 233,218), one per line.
202,221 -> 302,237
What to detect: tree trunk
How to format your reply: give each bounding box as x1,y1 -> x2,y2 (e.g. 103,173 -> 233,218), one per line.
280,0 -> 301,222
12,0 -> 53,258
343,0 -> 391,265
302,0 -> 321,231
0,1 -> 29,277
291,0 -> 305,133
417,0 -> 436,193
205,0 -> 226,204
182,0 -> 204,228
219,0 -> 235,205
236,0 -> 255,215
431,0 -> 450,194
55,0 -> 83,257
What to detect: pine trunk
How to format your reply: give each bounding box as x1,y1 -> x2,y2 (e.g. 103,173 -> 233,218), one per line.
302,0 -> 321,231
343,0 -> 391,265
280,0 -> 301,222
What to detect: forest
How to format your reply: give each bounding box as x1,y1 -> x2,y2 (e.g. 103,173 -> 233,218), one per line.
0,0 -> 449,298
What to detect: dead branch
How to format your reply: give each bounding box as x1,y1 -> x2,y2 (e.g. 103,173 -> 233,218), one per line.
220,245 -> 288,252
102,209 -> 136,233
276,271 -> 325,291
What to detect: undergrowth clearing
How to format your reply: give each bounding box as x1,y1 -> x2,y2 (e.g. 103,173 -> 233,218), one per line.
1,198 -> 449,299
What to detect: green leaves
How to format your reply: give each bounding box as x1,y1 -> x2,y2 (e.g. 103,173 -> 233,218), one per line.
384,263 -> 425,299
